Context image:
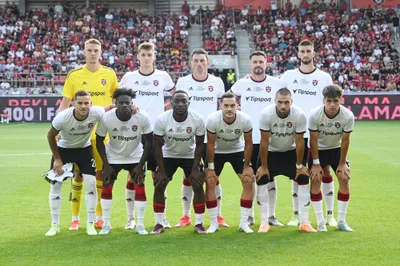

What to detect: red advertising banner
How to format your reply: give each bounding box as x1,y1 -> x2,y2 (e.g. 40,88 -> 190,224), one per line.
352,0 -> 399,8
1,94 -> 400,122
224,0 -> 271,9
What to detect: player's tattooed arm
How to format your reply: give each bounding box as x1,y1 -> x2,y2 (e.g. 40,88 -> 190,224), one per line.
243,130 -> 254,177
96,134 -> 114,185
47,126 -> 63,175
134,132 -> 154,185
337,132 -> 351,181
256,130 -> 270,181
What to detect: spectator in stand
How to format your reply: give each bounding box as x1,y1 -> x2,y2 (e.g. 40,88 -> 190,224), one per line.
190,6 -> 198,24
393,15 -> 399,40
1,110 -> 10,123
182,1 -> 190,16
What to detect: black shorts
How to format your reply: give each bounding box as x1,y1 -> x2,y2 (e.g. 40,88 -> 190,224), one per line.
164,158 -> 195,180
109,163 -> 141,182
215,152 -> 244,176
50,146 -> 95,176
251,144 -> 260,173
268,149 -> 297,180
142,135 -> 157,172
308,147 -> 350,172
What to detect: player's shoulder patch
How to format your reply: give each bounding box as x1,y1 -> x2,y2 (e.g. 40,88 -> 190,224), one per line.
66,67 -> 83,79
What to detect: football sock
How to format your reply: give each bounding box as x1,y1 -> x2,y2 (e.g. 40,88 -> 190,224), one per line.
322,175 -> 334,215
153,203 -> 165,225
135,184 -> 146,226
215,179 -> 222,216
256,184 -> 269,223
95,179 -> 103,221
83,174 -> 97,224
126,181 -> 135,221
71,179 -> 83,218
267,179 -> 277,217
206,200 -> 218,224
298,184 -> 311,224
194,203 -> 205,225
182,178 -> 193,217
292,180 -> 299,215
311,191 -> 325,225
49,182 -> 62,224
338,192 -> 350,223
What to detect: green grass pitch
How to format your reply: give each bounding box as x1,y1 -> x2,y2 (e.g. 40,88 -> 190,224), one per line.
0,122 -> 399,265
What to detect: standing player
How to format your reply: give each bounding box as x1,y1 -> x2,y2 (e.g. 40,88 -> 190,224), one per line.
257,88 -> 316,233
119,42 -> 175,229
308,85 -> 354,232
281,40 -> 335,227
95,89 -> 153,235
58,38 -> 118,230
175,48 -> 227,228
205,92 -> 254,233
230,51 -> 285,226
45,90 -> 105,236
152,90 -> 207,234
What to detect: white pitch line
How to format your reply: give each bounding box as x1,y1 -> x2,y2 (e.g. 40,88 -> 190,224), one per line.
0,123 -> 35,128
0,152 -> 51,157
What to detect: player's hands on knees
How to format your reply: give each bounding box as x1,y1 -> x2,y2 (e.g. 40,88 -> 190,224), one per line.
295,165 -> 309,180
310,165 -> 323,182
242,165 -> 254,179
133,164 -> 145,186
256,166 -> 269,182
190,168 -> 205,187
336,163 -> 350,182
205,168 -> 217,180
154,171 -> 168,188
53,158 -> 64,176
131,103 -> 139,115
102,164 -> 115,186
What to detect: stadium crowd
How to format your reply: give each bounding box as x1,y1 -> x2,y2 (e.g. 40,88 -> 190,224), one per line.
0,1 -> 400,94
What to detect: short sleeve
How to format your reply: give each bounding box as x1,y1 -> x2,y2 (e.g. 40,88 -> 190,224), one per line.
164,72 -> 175,91
52,112 -> 64,131
153,114 -> 165,136
196,115 -> 206,136
327,73 -> 334,85
206,113 -> 217,133
259,110 -> 271,132
141,111 -> 153,134
217,78 -> 226,97
230,81 -> 241,96
242,113 -> 253,133
296,110 -> 307,134
119,73 -> 129,88
62,71 -> 75,100
109,70 -> 119,99
279,71 -> 288,87
175,77 -> 183,91
308,109 -> 319,132
96,116 -> 107,137
343,112 -> 355,133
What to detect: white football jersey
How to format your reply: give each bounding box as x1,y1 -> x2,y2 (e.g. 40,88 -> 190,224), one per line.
176,74 -> 225,122
230,76 -> 284,144
259,104 -> 307,152
119,69 -> 175,125
154,110 -> 205,158
52,106 -> 104,149
280,68 -> 333,138
206,110 -> 253,154
308,105 -> 354,150
96,109 -> 152,164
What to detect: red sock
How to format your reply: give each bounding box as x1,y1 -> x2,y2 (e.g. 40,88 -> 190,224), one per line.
126,181 -> 135,190
311,191 -> 323,202
153,203 -> 165,213
338,192 -> 350,201
206,200 -> 218,209
322,175 -> 333,183
240,199 -> 252,208
193,203 -> 205,214
216,179 -> 220,185
183,178 -> 191,186
134,184 -> 146,201
101,184 -> 113,200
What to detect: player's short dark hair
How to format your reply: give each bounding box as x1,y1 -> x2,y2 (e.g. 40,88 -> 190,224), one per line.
299,40 -> 314,49
323,84 -> 343,99
191,48 -> 208,60
113,88 -> 136,100
173,90 -> 188,98
249,51 -> 266,60
276,88 -> 291,97
74,90 -> 90,100
220,92 -> 237,103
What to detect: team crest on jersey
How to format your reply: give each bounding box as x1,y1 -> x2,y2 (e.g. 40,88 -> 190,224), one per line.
372,0 -> 384,5
335,122 -> 341,128
234,129 -> 241,134
101,79 -> 107,85
153,80 -> 159,86
312,80 -> 318,86
132,125 -> 138,131
287,122 -> 293,128
88,123 -> 94,129
186,127 -> 192,133
208,85 -> 214,92
265,86 -> 271,93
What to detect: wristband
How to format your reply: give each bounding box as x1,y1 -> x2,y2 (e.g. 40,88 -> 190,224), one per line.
313,159 -> 320,165
208,162 -> 215,170
296,164 -> 303,169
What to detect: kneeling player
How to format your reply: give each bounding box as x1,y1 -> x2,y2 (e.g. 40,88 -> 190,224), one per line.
308,84 -> 354,232
205,92 -> 254,233
96,88 -> 153,235
45,90 -> 105,236
152,90 -> 207,234
257,88 -> 316,233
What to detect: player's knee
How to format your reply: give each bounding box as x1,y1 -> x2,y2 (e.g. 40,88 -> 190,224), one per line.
101,184 -> 113,200
256,175 -> 270,186
296,175 -> 309,185
241,174 -> 254,187
205,176 -> 217,188
154,182 -> 167,193
338,178 -> 350,186
82,174 -> 96,191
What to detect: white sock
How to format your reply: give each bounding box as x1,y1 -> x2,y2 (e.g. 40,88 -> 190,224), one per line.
49,182 -> 62,225
83,174 -> 97,224
322,178 -> 334,214
292,181 -> 299,214
163,191 -> 168,221
338,200 -> 349,223
240,207 -> 251,225
95,216 -> 102,222
256,184 -> 269,223
312,200 -> 325,225
72,216 -> 79,222
251,181 -> 257,218
155,213 -> 163,225
135,200 -> 146,226
298,184 -> 310,224
126,189 -> 135,221
208,207 -> 218,225
267,180 -> 277,217
182,183 -> 193,217
101,199 -> 112,227
215,183 -> 222,216
195,213 -> 204,225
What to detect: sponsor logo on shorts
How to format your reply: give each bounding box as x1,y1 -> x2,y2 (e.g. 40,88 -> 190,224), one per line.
245,96 -> 272,102
292,89 -> 317,96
